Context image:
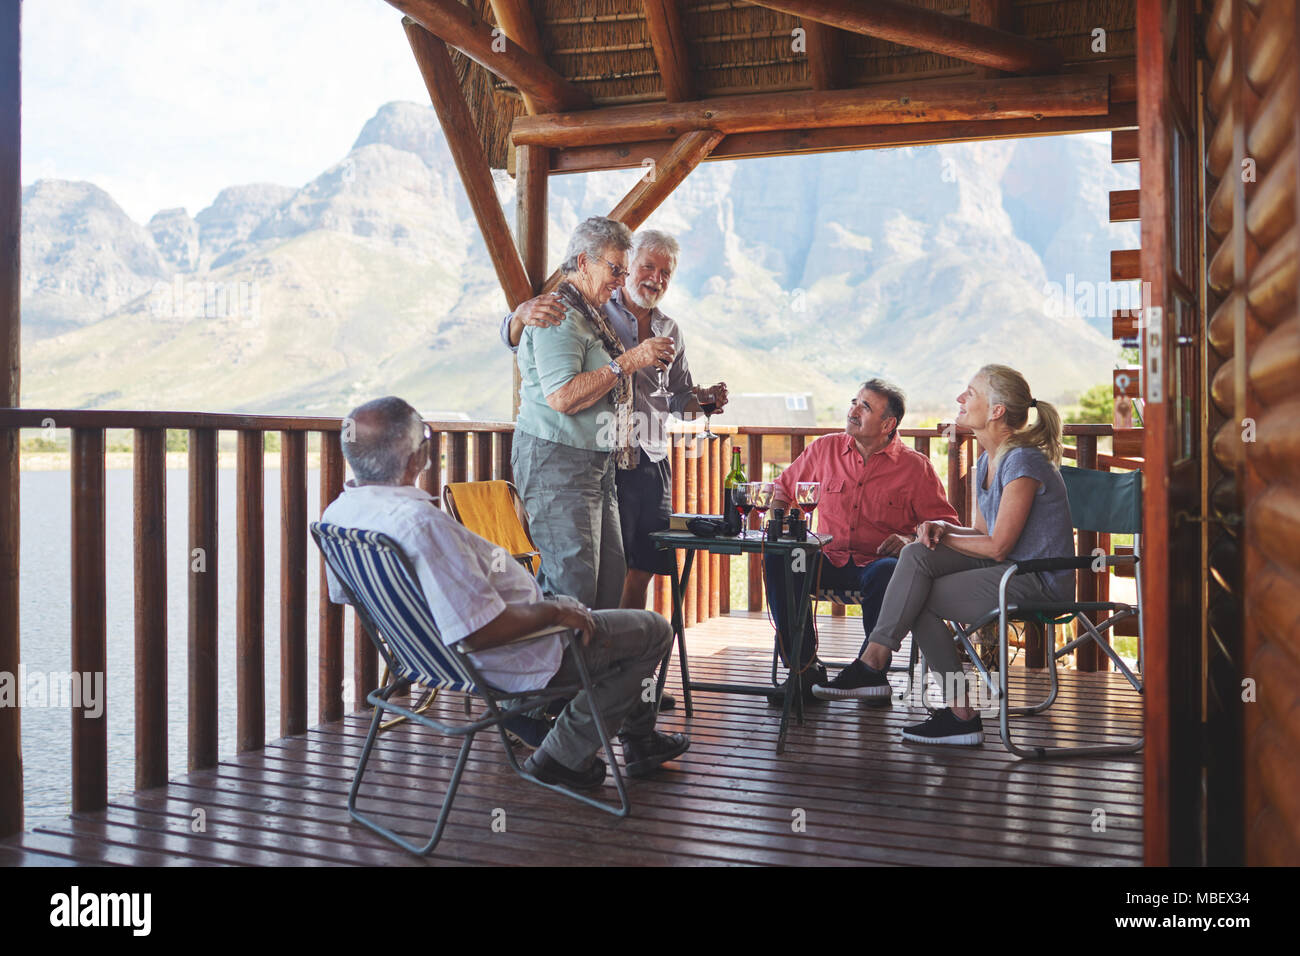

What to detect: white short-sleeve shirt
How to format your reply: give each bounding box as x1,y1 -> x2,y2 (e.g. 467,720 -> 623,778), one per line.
320,481 -> 565,693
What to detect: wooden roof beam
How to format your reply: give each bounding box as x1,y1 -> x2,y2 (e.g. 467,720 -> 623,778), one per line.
405,20 -> 533,308
804,20 -> 845,90
487,0 -> 546,114
388,0 -> 592,114
514,72 -> 1107,149
537,129 -> 724,293
747,0 -> 1062,75
548,100 -> 1136,174
642,0 -> 695,101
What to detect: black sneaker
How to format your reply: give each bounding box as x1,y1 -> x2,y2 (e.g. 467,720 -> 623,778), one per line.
523,750 -> 607,790
811,659 -> 892,701
618,730 -> 690,777
766,662 -> 828,707
901,708 -> 984,746
658,692 -> 677,712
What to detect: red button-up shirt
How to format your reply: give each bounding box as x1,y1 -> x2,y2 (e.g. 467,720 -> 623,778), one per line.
775,433 -> 958,568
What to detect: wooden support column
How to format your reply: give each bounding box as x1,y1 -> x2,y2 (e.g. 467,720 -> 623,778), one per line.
390,0 -> 591,113
133,427 -> 167,790
280,431 -> 308,737
0,0 -> 21,839
747,0 -> 1061,74
71,428 -> 106,813
405,20 -> 533,309
514,143 -> 548,418
188,428 -> 219,770
643,0 -> 694,102
538,129 -> 724,293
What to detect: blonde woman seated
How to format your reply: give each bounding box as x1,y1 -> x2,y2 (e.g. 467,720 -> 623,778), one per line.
837,364 -> 1075,745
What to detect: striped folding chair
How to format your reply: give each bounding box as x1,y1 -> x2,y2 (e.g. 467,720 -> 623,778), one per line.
311,521 -> 629,856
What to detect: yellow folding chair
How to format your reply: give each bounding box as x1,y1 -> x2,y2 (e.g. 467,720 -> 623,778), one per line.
442,480 -> 541,575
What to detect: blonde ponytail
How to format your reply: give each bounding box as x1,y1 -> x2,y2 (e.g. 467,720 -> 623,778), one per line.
976,364 -> 1063,468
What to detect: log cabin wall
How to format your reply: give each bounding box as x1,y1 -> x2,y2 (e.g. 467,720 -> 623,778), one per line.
1203,0 -> 1300,866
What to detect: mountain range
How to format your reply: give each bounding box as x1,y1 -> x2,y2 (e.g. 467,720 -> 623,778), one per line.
20,101 -> 1137,423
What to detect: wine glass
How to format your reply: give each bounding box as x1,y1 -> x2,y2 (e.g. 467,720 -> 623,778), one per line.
649,316 -> 672,399
796,481 -> 821,533
749,481 -> 774,535
731,484 -> 752,538
698,385 -> 721,440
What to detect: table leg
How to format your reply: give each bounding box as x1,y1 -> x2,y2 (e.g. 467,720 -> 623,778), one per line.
657,550 -> 695,717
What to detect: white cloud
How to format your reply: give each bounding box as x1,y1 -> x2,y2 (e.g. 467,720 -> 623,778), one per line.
23,0 -> 431,222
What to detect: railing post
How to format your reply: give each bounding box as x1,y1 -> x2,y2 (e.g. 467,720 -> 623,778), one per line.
420,426 -> 441,499
280,430 -> 308,737
447,432 -> 469,484
946,429 -> 971,524
473,431 -> 493,481
133,427 -> 167,789
495,429 -> 512,482
746,433 -> 764,612
1075,434 -> 1103,671
71,427 -> 107,812
354,615 -> 377,711
684,435 -> 699,627
236,430 -> 264,752
188,428 -> 219,769
319,430 -> 346,723
702,435 -> 716,620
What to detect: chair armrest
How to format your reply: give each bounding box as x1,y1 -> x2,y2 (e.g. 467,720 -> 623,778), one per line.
454,624 -> 571,654
1012,556 -> 1096,574
1013,554 -> 1140,575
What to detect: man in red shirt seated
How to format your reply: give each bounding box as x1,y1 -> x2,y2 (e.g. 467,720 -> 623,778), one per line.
765,379 -> 958,703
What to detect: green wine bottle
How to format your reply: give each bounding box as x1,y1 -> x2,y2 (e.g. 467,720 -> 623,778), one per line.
723,446 -> 746,535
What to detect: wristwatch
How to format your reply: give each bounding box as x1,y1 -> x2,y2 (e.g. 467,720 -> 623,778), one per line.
606,359 -> 624,378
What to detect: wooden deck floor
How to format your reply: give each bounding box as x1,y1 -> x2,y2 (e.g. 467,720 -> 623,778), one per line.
0,612 -> 1143,866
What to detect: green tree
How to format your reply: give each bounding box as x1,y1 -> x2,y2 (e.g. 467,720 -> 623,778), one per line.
1067,384 -> 1114,425
165,430 -> 188,453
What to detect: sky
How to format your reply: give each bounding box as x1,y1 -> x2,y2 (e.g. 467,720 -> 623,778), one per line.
23,0 -> 432,223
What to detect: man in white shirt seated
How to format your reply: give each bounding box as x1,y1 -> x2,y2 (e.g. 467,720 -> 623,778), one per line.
321,396 -> 689,790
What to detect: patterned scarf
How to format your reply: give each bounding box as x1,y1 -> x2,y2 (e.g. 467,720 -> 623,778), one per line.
556,280 -> 639,470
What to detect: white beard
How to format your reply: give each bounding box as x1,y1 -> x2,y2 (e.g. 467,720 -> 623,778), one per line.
627,283 -> 664,310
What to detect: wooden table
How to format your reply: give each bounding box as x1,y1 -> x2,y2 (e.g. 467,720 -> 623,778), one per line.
651,529 -> 831,753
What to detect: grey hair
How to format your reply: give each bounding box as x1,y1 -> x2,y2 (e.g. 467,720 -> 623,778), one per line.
340,396 -> 424,483
560,216 -> 633,274
631,229 -> 680,266
860,378 -> 906,439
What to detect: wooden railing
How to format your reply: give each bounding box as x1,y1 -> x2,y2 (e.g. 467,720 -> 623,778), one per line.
0,408 -> 513,836
0,409 -> 1132,837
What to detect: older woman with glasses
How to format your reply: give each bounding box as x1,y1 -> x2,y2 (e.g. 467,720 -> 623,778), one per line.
511,216 -> 676,609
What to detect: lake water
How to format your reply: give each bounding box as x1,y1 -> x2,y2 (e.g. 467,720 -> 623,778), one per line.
17,466 -> 341,828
